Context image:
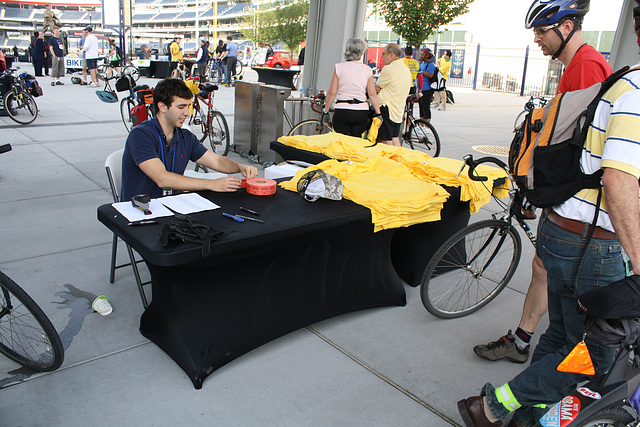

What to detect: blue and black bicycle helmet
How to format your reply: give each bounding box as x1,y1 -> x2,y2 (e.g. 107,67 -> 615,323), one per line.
525,0 -> 590,29
95,89 -> 118,103
525,0 -> 590,59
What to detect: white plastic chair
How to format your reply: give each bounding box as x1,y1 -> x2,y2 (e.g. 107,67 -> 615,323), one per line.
105,149 -> 151,308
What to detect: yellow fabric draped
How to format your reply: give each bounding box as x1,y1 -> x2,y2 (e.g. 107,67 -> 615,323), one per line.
278,133 -> 508,231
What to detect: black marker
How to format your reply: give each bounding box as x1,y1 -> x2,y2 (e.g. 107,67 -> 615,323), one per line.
239,207 -> 260,216
235,214 -> 265,223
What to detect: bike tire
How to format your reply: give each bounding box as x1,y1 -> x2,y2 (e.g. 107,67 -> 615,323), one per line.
420,219 -> 522,319
0,271 -> 64,372
121,65 -> 140,82
96,64 -> 110,81
514,109 -> 528,132
205,110 -> 230,156
4,89 -> 38,125
235,61 -> 244,77
287,119 -> 332,137
575,407 -> 635,427
120,97 -> 135,133
403,118 -> 441,157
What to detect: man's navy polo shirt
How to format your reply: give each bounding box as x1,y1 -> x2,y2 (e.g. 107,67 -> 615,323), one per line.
121,117 -> 207,201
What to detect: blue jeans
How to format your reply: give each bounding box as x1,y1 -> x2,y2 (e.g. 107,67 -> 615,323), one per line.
485,210 -> 624,426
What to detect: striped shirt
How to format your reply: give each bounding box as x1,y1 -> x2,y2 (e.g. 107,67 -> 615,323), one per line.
555,64 -> 640,232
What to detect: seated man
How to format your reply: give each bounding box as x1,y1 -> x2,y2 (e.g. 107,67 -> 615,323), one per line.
122,78 -> 257,201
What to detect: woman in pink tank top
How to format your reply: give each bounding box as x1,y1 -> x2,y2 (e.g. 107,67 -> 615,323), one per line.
323,38 -> 381,137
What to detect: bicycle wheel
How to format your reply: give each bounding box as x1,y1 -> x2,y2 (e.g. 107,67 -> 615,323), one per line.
235,60 -> 244,77
4,89 -> 38,125
514,109 -> 528,132
403,118 -> 441,157
121,64 -> 140,82
206,110 -> 230,156
287,119 -> 332,136
0,271 -> 64,372
420,219 -> 522,319
120,97 -> 136,133
575,407 -> 635,427
96,64 -> 110,81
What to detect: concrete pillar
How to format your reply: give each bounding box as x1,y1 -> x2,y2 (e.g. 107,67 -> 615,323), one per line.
610,0 -> 638,71
303,0 -> 368,95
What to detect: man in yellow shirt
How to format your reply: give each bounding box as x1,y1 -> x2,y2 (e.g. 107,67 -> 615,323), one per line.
375,43 -> 412,146
434,50 -> 451,111
403,46 -> 420,95
170,34 -> 183,76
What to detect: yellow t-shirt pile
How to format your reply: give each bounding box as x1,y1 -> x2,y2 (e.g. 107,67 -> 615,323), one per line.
278,133 -> 508,230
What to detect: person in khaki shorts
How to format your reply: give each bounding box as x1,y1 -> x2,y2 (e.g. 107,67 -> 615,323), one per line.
48,26 -> 65,86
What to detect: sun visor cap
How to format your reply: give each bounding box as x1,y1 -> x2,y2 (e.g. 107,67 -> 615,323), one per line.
297,169 -> 343,202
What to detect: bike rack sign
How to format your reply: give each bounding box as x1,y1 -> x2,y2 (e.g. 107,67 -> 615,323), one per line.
65,56 -> 83,69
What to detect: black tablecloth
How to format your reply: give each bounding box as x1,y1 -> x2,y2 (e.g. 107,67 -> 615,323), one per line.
253,67 -> 299,90
97,185 -> 405,388
267,141 -> 472,286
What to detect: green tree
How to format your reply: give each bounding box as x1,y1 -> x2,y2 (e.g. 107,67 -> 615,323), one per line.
374,0 -> 473,47
241,0 -> 309,67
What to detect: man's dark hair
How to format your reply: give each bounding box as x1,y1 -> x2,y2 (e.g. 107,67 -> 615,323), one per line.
153,78 -> 192,110
227,35 -> 233,41
84,26 -> 93,32
405,46 -> 413,56
445,49 -> 452,57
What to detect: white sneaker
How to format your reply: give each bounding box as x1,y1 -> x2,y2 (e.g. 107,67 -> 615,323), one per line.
89,82 -> 100,88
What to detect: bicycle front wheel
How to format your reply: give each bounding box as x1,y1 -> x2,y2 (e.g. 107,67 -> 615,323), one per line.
0,271 -> 64,371
96,64 -> 110,81
403,119 -> 441,157
4,89 -> 38,125
205,110 -> 230,156
420,219 -> 522,318
120,97 -> 135,133
287,119 -> 332,136
121,64 -> 140,82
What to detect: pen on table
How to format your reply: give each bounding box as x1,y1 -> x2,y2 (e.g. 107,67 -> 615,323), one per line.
239,207 -> 260,216
235,214 -> 265,223
222,212 -> 244,222
127,220 -> 158,226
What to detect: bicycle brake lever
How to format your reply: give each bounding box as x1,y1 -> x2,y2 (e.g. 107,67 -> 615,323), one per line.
455,160 -> 467,178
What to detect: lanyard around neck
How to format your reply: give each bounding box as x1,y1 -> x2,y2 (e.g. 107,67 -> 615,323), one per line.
150,120 -> 175,173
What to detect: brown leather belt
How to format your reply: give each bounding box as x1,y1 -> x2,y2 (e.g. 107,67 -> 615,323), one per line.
548,210 -> 617,240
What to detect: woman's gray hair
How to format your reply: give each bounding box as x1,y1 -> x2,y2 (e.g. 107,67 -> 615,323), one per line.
344,38 -> 366,61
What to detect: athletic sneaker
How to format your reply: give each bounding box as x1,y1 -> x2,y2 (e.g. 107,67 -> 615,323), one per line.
51,81 -> 55,86
55,81 -> 64,85
473,330 -> 529,363
89,82 -> 99,88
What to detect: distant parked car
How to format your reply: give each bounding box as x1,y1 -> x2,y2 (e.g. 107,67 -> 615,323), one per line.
263,50 -> 298,69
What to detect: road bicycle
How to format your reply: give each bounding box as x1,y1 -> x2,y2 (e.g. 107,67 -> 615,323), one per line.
186,80 -> 230,156
0,68 -> 38,125
513,95 -> 547,131
207,58 -> 225,84
420,154 -> 536,318
97,59 -> 140,83
0,269 -> 64,372
285,92 -> 333,137
119,82 -> 155,133
399,94 -> 441,157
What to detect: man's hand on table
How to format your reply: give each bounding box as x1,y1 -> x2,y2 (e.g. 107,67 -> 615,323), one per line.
239,164 -> 258,180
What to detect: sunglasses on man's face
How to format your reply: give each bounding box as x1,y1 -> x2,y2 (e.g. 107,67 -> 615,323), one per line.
533,22 -> 561,38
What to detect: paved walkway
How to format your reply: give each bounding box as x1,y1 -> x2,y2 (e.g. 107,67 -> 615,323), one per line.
0,65 -> 543,426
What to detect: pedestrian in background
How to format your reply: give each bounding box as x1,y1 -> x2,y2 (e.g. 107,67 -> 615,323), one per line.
48,26 -> 65,85
31,31 -> 46,77
403,46 -> 420,95
418,48 -> 436,122
434,50 -> 451,111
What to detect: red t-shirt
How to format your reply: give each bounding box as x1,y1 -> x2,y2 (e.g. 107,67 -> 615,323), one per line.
557,44 -> 612,93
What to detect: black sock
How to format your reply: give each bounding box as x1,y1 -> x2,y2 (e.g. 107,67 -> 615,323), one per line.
514,327 -> 532,350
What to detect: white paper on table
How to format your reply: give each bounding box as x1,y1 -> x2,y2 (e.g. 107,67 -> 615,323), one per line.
158,193 -> 220,214
112,199 -> 175,222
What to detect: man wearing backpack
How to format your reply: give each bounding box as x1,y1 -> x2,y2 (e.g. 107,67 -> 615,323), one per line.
434,50 -> 451,111
473,0 -> 613,367
458,2 -> 640,426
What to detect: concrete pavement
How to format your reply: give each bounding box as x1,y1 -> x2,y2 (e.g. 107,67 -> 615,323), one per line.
0,65 -> 544,426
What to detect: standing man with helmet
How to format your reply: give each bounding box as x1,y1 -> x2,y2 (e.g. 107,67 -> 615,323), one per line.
473,0 -> 613,366
458,1 -> 640,426
195,37 -> 209,80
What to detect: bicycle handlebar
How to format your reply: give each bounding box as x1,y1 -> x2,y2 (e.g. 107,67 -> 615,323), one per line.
460,154 -> 509,182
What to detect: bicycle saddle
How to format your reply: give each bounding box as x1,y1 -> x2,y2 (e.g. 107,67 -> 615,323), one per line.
203,83 -> 218,92
133,84 -> 149,92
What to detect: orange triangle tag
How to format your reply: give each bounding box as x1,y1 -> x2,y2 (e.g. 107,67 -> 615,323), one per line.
557,341 -> 595,375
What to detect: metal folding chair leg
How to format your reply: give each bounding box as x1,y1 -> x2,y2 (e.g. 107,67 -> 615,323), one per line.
126,243 -> 150,309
